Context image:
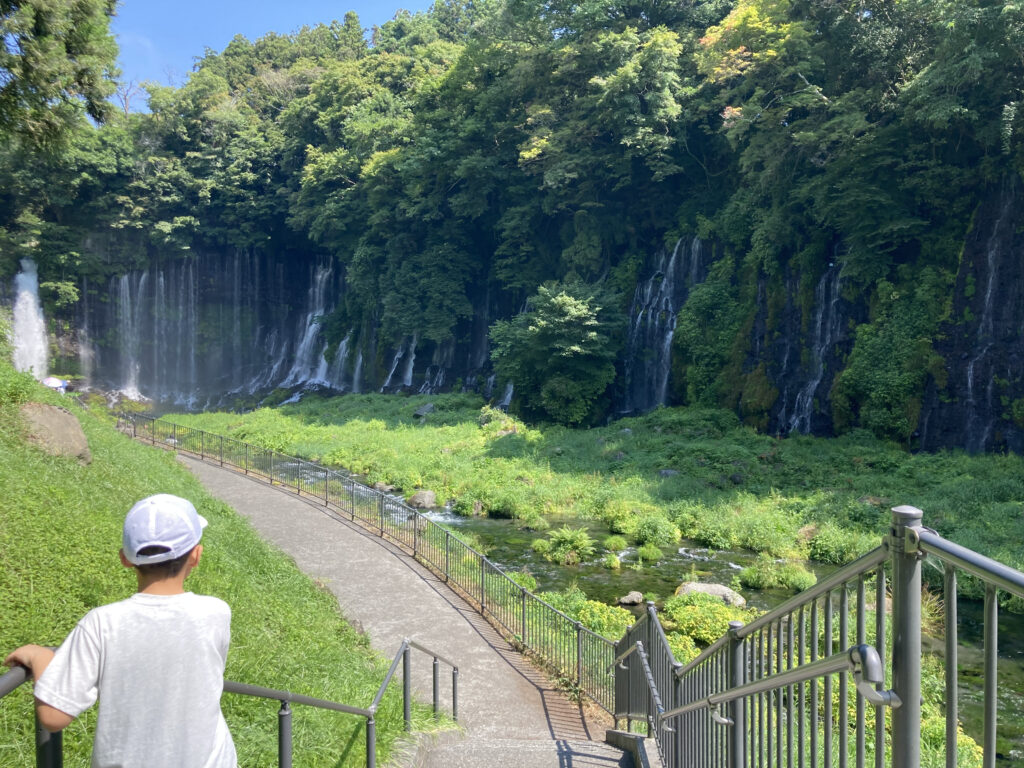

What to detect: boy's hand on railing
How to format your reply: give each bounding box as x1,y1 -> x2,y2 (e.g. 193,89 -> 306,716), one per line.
4,644 -> 55,680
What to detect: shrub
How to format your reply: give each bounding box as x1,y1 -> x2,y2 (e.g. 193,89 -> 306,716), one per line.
666,632 -> 699,664
739,554 -> 817,592
531,538 -> 552,555
507,570 -> 537,592
663,592 -> 746,645
633,514 -> 680,546
637,543 -> 664,562
602,553 -> 621,569
577,600 -> 633,638
809,523 -> 880,565
539,526 -> 597,565
603,535 -> 628,551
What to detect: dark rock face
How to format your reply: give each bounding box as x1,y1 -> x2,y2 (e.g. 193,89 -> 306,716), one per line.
920,178 -> 1024,453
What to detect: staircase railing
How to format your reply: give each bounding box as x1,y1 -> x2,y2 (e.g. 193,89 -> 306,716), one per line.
614,505 -> 1024,768
118,413 -> 617,712
1,637 -> 457,768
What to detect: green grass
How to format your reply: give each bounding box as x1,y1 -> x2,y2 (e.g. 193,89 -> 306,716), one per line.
167,392 -> 1024,600
0,367 -> 445,765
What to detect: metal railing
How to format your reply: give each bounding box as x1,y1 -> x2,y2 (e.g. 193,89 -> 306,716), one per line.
119,413 -> 617,712
117,415 -> 1024,768
613,505 -> 1024,768
1,638 -> 456,768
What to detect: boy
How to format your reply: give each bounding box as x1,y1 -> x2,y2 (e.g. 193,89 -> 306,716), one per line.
4,494 -> 237,768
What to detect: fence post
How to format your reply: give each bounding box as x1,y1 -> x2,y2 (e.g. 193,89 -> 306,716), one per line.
480,559 -> 486,614
728,620 -> 746,768
445,531 -> 450,582
521,587 -> 528,647
378,493 -> 384,535
433,657 -> 440,720
278,701 -> 292,768
403,645 -> 412,731
270,452 -> 274,483
219,435 -> 224,467
890,505 -> 923,768
200,430 -> 204,459
576,622 -> 583,691
413,512 -> 419,558
36,711 -> 62,768
366,717 -> 376,768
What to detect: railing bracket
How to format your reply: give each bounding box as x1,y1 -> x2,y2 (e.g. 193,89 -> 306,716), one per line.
710,703 -> 734,726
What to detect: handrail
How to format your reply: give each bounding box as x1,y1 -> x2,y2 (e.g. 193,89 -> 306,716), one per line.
919,529 -> 1024,599
736,544 -> 889,639
3,638 -> 457,768
659,644 -> 900,724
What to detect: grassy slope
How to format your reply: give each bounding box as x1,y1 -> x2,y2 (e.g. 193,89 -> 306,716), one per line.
0,371 -> 441,765
170,393 -> 1024,592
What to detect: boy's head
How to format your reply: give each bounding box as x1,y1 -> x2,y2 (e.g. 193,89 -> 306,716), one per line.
122,494 -> 207,577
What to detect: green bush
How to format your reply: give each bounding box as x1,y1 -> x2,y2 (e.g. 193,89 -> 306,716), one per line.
537,526 -> 597,565
637,542 -> 664,562
662,592 -> 747,645
633,514 -> 680,546
739,554 -> 817,592
809,522 -> 881,565
576,600 -> 633,638
666,632 -> 699,664
603,534 -> 628,551
602,553 -> 621,569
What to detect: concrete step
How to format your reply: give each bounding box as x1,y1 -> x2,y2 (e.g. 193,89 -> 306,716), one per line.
415,737 -> 633,768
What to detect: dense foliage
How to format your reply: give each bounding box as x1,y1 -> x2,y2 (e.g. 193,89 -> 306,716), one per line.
3,0 -> 1023,431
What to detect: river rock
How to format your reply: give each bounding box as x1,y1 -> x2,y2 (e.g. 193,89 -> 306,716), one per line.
373,482 -> 397,493
413,403 -> 435,417
675,581 -> 746,608
20,403 -> 92,465
618,591 -> 645,606
407,490 -> 437,508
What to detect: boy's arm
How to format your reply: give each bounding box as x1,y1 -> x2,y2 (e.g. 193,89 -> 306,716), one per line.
4,645 -> 76,732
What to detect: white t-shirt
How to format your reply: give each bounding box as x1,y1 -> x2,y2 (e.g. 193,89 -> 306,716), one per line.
35,592 -> 237,768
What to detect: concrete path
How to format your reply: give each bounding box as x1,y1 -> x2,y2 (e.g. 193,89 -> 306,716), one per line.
178,455 -> 630,767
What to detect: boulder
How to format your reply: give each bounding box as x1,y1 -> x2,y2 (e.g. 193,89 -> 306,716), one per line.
618,591 -> 645,606
675,581 -> 746,608
373,482 -> 397,493
20,403 -> 92,465
413,403 -> 435,418
407,490 -> 437,509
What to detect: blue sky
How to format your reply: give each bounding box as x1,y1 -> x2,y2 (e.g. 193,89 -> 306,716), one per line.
111,1 -> 435,87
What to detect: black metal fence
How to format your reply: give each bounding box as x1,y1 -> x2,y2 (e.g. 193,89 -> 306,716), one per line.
122,413 -> 617,713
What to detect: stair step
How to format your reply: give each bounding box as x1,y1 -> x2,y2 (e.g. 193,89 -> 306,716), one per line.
416,737 -> 632,768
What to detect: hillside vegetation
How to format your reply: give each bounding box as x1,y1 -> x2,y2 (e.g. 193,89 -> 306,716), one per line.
170,392 -> 1024,604
0,335 -> 441,765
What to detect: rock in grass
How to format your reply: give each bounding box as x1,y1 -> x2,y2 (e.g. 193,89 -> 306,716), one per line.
413,403 -> 435,417
618,591 -> 645,606
675,581 -> 746,608
20,403 -> 92,465
407,490 -> 437,508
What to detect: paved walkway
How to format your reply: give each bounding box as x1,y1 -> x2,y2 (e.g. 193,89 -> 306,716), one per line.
178,455 -> 630,767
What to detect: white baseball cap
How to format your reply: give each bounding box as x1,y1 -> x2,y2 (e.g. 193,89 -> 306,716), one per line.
123,494 -> 208,565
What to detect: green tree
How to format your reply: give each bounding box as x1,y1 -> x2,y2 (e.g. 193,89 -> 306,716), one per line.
490,281 -> 625,424
0,0 -> 118,144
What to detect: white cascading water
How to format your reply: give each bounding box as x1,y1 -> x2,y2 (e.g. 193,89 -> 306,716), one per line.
381,337 -> 409,391
12,258 -> 49,379
282,263 -> 334,387
620,237 -> 705,413
963,185 -> 1015,452
788,264 -> 843,434
116,271 -> 148,400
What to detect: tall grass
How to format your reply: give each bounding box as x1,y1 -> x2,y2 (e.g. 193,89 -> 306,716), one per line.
0,372 -> 442,765
171,393 -> 1024,594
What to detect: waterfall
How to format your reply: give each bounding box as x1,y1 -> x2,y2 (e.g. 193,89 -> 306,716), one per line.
116,271 -> 148,400
497,381 -> 514,410
352,350 -> 363,393
402,334 -> 417,387
620,237 -> 706,413
963,185 -> 1016,452
12,258 -> 48,379
282,263 -> 334,387
381,337 -> 411,391
328,335 -> 351,389
788,264 -> 843,434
